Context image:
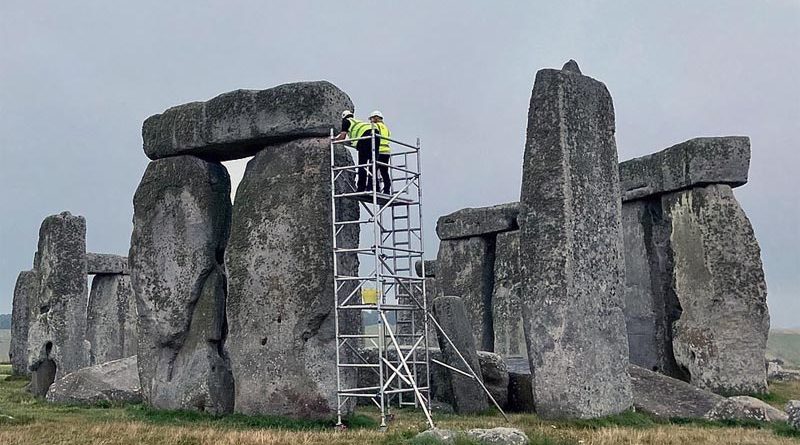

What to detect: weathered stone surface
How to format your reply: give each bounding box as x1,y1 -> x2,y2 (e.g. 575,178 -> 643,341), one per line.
629,364 -> 723,419
705,396 -> 788,423
507,372 -> 534,412
436,203 -> 520,240
465,427 -> 530,445
10,270 -> 37,375
492,231 -> 525,359
786,400 -> 800,430
86,274 -> 137,365
142,81 -> 353,161
621,199 -> 684,377
415,260 -> 437,277
436,238 -> 495,351
767,361 -> 800,382
45,356 -> 142,405
416,428 -> 456,444
27,211 -> 89,396
518,62 -> 632,418
432,296 -> 489,414
665,184 -> 769,395
86,253 -> 129,275
477,351 -> 509,408
619,137 -> 750,202
225,138 -> 359,418
130,156 -> 234,414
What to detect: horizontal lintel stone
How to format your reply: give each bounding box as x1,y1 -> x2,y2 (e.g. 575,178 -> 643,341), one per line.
436,202 -> 520,240
142,81 -> 353,162
619,136 -> 750,202
86,253 -> 129,275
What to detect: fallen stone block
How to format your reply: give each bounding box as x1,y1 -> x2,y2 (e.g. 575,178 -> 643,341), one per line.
27,211 -> 89,396
432,296 -> 489,414
130,155 -> 234,414
436,202 -> 519,240
10,270 -> 37,376
415,428 -> 457,444
465,427 -> 530,445
704,396 -> 788,423
225,138 -> 359,418
477,351 -> 509,409
86,253 -> 128,275
786,400 -> 799,430
518,60 -> 632,419
86,274 -> 137,365
45,356 -> 142,405
629,364 -> 723,419
619,136 -> 750,202
436,238 -> 495,352
142,81 -> 353,161
665,184 -> 769,395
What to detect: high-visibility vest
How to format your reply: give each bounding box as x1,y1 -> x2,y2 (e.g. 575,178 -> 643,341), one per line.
375,122 -> 391,154
347,118 -> 373,143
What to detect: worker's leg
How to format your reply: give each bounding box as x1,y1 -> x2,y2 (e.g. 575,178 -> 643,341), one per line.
356,145 -> 369,192
377,153 -> 391,194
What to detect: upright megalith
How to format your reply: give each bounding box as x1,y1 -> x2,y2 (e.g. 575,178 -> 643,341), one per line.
142,81 -> 350,161
492,231 -> 525,359
26,212 -> 89,395
226,138 -> 359,418
86,274 -> 137,365
432,296 -> 489,414
518,61 -> 632,418
664,184 -> 769,395
10,270 -> 37,375
436,238 -> 495,351
129,156 -> 234,414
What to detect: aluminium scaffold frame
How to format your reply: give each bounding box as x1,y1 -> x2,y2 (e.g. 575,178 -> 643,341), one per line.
329,126 -> 507,430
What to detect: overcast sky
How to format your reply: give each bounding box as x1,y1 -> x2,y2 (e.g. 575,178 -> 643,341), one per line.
1,1 -> 797,328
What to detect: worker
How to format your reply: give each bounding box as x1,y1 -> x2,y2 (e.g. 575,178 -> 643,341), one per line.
336,110 -> 377,192
369,110 -> 392,194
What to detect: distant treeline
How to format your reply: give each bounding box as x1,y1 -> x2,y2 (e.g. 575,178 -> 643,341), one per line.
0,314 -> 9,329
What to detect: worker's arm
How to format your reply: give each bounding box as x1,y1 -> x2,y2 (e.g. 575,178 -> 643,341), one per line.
334,131 -> 347,141
334,117 -> 350,141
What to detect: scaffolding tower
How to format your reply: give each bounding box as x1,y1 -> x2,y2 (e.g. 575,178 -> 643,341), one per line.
329,126 -> 506,430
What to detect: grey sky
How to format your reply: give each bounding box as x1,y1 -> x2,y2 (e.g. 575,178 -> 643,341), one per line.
1,1 -> 797,327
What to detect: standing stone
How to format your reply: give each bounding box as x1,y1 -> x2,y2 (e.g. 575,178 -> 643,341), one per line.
492,231 -> 525,359
432,296 -> 489,414
26,212 -> 89,396
436,237 -> 495,351
621,199 -> 684,377
86,274 -> 137,365
129,155 -> 234,414
518,61 -> 632,418
664,184 -> 769,395
10,270 -> 37,375
225,138 -> 359,418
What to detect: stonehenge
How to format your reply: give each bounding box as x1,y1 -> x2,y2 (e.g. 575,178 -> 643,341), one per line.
7,64 -> 774,423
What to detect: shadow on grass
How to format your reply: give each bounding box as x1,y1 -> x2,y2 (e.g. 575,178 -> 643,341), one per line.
125,404 -> 378,431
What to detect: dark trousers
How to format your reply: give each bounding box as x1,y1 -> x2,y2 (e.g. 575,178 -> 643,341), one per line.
377,153 -> 391,194
356,131 -> 375,192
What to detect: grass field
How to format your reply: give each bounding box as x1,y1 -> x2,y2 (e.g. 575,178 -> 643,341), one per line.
1,366 -> 798,444
768,329 -> 800,368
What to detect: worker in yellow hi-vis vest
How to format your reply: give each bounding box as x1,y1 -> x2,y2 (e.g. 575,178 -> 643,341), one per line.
336,110 -> 378,192
369,110 -> 392,194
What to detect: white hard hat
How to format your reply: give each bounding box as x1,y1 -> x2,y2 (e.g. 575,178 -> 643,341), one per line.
341,110 -> 353,118
369,110 -> 383,119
